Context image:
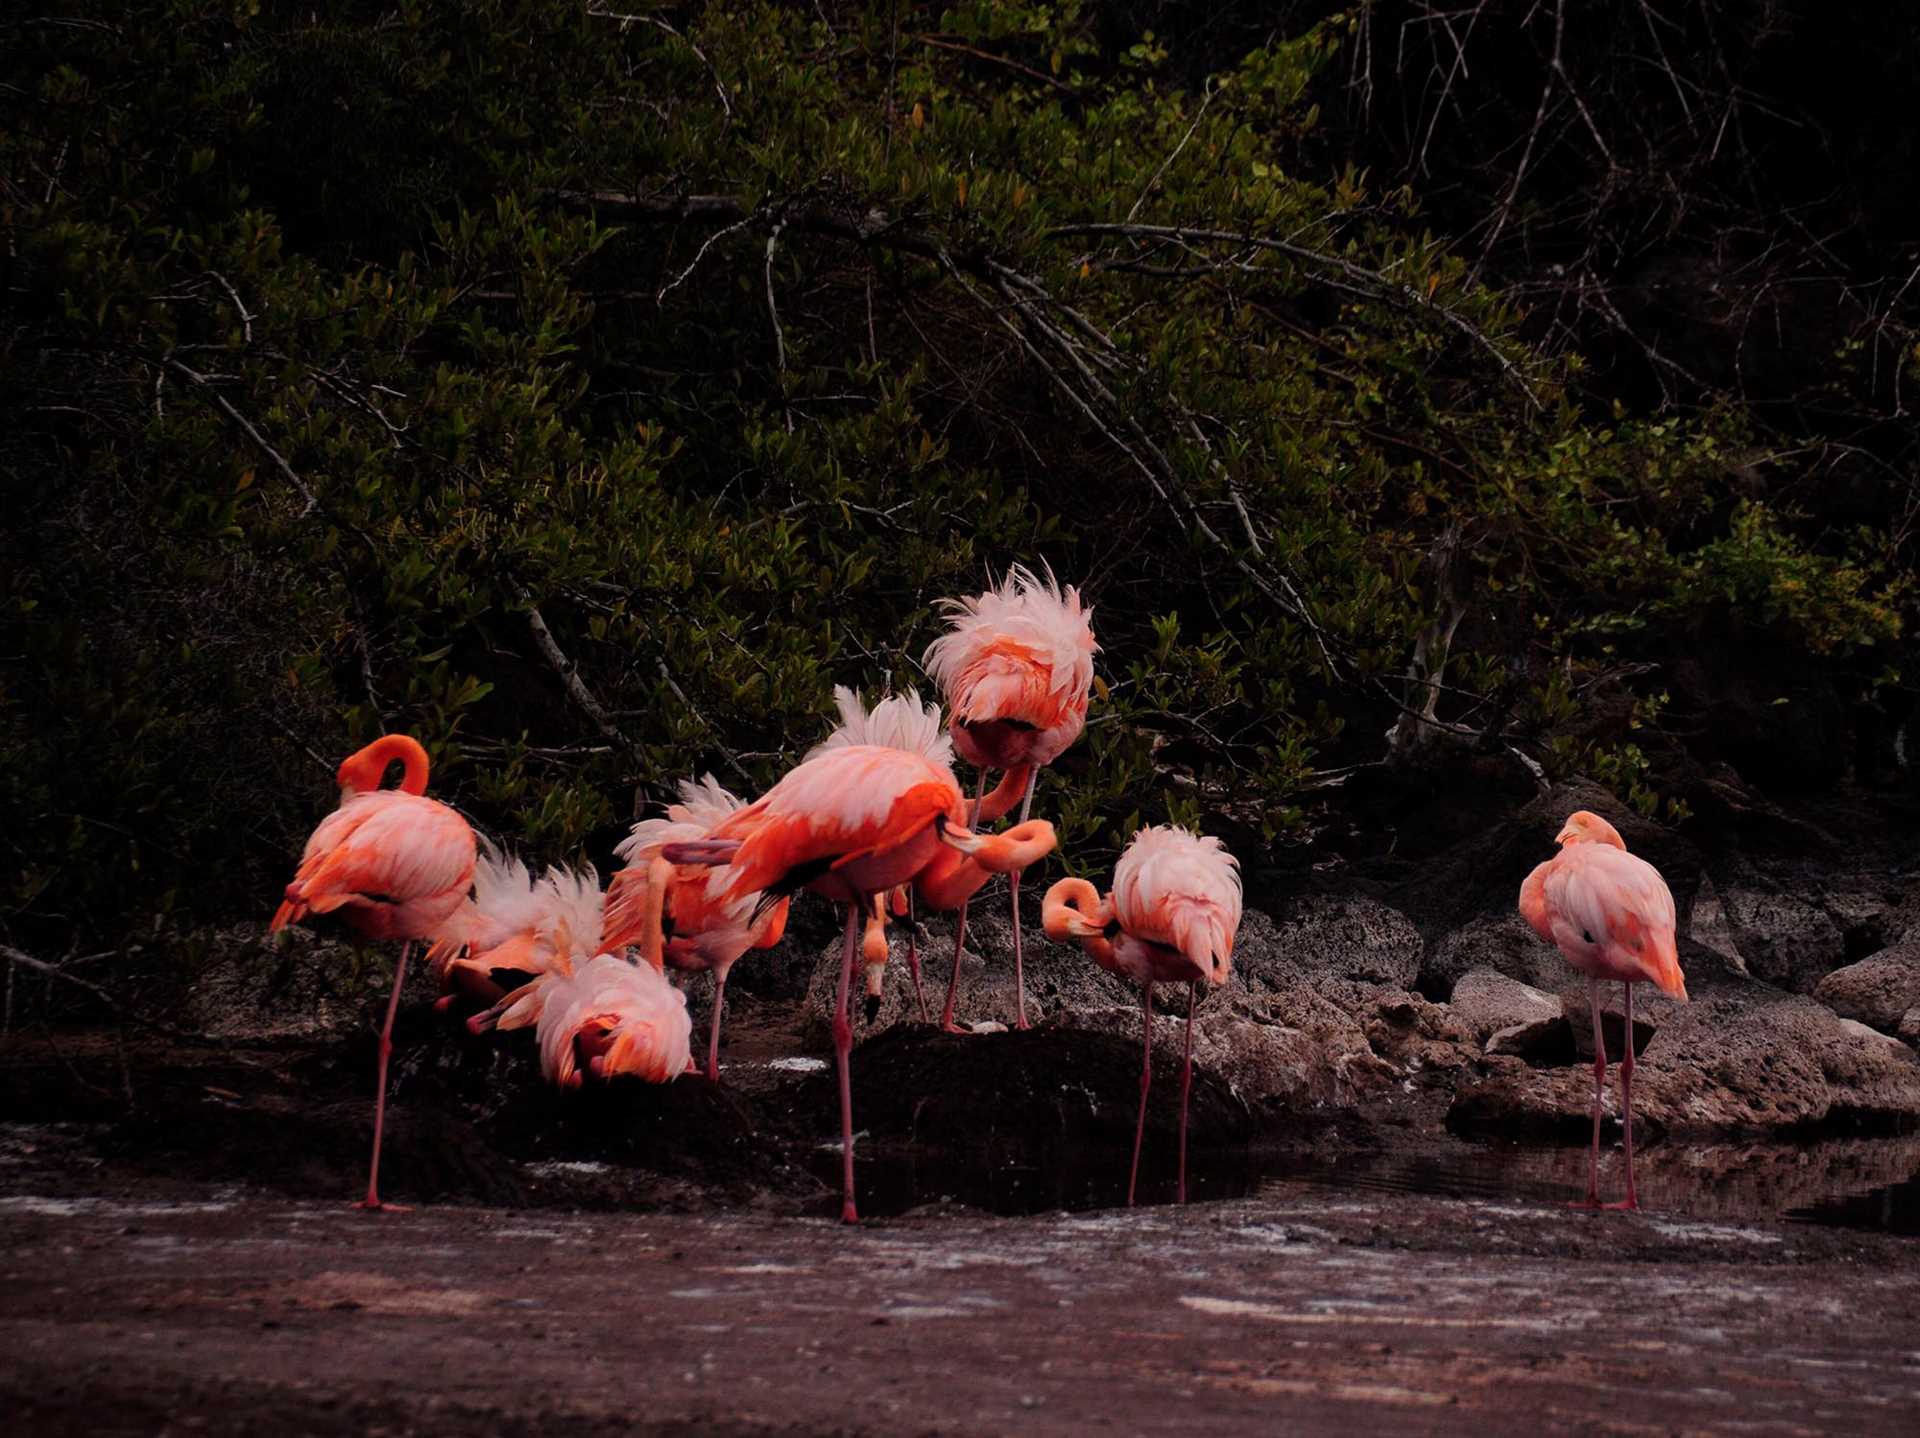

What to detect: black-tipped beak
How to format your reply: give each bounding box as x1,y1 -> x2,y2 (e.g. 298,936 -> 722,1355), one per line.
864,993 -> 882,1024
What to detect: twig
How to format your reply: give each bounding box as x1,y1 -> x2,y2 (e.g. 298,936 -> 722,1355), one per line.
1125,80 -> 1215,225
654,658 -> 752,784
586,3 -> 733,117
525,601 -> 634,752
162,358 -> 321,515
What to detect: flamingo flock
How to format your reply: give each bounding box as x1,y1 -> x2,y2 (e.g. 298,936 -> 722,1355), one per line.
272,565 -> 1687,1222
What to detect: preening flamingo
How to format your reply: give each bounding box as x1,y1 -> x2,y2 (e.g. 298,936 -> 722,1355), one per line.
271,734 -> 477,1211
1042,825 -> 1240,1206
601,775 -> 789,1080
1519,810 -> 1688,1210
803,685 -> 1032,1021
536,952 -> 694,1087
925,563 -> 1097,1030
426,846 -> 600,1010
663,743 -> 1057,1222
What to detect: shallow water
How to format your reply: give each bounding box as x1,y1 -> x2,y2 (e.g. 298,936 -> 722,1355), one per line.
825,1129 -> 1920,1235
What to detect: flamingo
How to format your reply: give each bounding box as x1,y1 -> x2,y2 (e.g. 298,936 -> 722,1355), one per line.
1519,810 -> 1688,1211
271,734 -> 477,1211
1041,825 -> 1240,1206
536,952 -> 694,1087
600,775 -> 789,1081
426,846 -> 600,1010
925,563 -> 1097,1031
804,685 -> 1032,1021
663,743 -> 1057,1222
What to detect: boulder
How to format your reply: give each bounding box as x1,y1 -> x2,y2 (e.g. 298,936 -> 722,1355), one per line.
1450,984 -> 1920,1135
1448,967 -> 1564,1046
801,897 -> 1418,1107
179,925 -> 367,1040
1813,942 -> 1920,1034
1419,911 -> 1574,998
1715,884 -> 1846,993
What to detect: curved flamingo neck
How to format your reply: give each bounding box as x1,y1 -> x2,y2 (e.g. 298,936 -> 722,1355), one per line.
973,765 -> 1036,825
341,734 -> 432,796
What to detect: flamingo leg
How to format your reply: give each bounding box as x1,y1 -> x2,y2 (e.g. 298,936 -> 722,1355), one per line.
1572,977 -> 1606,1210
1178,980 -> 1197,1205
1007,769 -> 1039,1030
832,903 -> 861,1224
940,769 -> 990,1032
359,942 -> 413,1213
704,961 -> 733,1083
1608,981 -> 1641,1212
905,892 -> 929,1024
1128,981 -> 1154,1207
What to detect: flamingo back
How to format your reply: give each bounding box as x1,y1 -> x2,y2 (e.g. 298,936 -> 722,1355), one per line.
923,563 -> 1097,734
1112,825 -> 1242,983
536,954 -> 692,1086
1539,843 -> 1686,997
607,774 -> 763,953
805,685 -> 954,767
272,789 -> 476,938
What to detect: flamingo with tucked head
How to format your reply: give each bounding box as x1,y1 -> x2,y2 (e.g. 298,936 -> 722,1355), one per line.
271,734 -> 477,1211
1520,810 -> 1688,1211
925,563 -> 1097,1031
1042,825 -> 1240,1206
664,742 -> 1056,1222
536,952 -> 694,1088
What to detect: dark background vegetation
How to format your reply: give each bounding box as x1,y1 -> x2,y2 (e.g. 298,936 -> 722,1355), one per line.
4,1 -> 1915,951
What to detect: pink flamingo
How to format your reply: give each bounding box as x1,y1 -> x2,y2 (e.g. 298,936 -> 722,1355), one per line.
271,734 -> 477,1211
665,743 -> 1057,1222
427,846 -> 600,1010
1520,810 -> 1688,1211
1041,825 -> 1240,1206
600,775 -> 790,1081
536,953 -> 694,1087
925,564 -> 1097,1031
804,685 -> 1030,1021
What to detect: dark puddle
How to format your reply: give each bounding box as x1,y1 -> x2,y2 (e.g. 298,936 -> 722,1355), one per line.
819,1130 -> 1920,1235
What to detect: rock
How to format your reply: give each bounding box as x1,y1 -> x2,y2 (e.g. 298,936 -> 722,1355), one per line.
1420,912 -> 1575,998
1487,1018 -> 1566,1060
1448,967 -> 1564,1046
1716,885 -> 1846,992
1450,984 -> 1920,1135
1685,876 -> 1749,976
1813,942 -> 1920,1033
1899,1006 -> 1920,1046
178,926 -> 368,1040
802,898 -> 1414,1108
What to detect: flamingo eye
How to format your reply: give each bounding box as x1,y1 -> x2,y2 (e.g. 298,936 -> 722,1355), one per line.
1581,929 -> 1594,944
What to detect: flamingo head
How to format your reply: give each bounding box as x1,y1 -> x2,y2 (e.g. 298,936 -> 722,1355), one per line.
337,734 -> 431,797
1041,878 -> 1113,943
1554,810 -> 1626,850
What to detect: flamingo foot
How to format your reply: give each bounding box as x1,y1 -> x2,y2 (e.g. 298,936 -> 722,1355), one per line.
352,1197 -> 413,1213
1602,1198 -> 1642,1213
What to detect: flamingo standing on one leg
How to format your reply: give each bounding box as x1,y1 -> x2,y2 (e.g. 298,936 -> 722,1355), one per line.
1519,810 -> 1688,1211
600,775 -> 789,1081
1041,825 -> 1240,1206
271,734 -> 477,1211
663,743 -> 1057,1222
805,685 -> 1032,1021
924,564 -> 1097,1031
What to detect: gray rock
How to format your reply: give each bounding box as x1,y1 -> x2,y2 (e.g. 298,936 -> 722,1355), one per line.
1686,876 -> 1749,976
1813,942 -> 1920,1034
1421,911 -> 1580,998
1717,885 -> 1847,992
1448,967 -> 1563,1046
1451,983 -> 1920,1135
802,897 -> 1416,1107
179,925 -> 368,1040
1899,1006 -> 1920,1046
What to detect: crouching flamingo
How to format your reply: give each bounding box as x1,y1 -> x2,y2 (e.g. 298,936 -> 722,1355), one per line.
1042,825 -> 1240,1206
271,734 -> 477,1211
664,743 -> 1057,1222
1520,810 -> 1688,1211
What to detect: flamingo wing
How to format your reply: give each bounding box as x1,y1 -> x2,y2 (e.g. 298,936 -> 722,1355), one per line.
1542,845 -> 1685,996
275,792 -> 474,929
1112,826 -> 1242,979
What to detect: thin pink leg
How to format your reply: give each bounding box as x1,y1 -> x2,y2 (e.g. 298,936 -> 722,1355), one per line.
359,942 -> 413,1212
832,904 -> 861,1224
905,893 -> 929,1024
940,769 -> 990,1033
1007,769 -> 1039,1031
1178,981 -> 1197,1205
1608,981 -> 1641,1212
1571,978 -> 1605,1210
1128,982 -> 1154,1207
705,963 -> 733,1083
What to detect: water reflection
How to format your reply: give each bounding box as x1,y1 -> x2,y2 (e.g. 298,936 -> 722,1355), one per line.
821,1130 -> 1920,1235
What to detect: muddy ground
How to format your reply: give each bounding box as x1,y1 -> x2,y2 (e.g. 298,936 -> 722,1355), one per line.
3,1008 -> 1920,1435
